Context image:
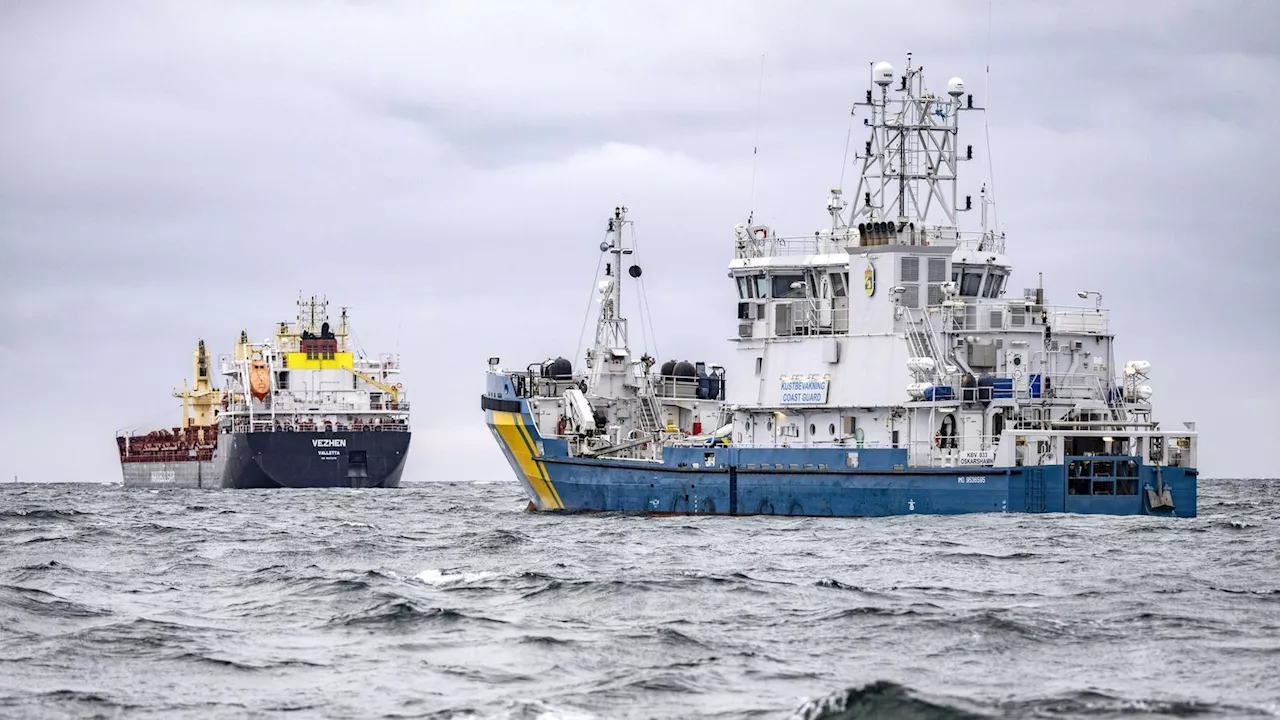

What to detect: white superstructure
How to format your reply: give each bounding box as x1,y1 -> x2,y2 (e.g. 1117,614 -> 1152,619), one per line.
497,207 -> 729,459
725,54 -> 1196,475
218,295 -> 410,435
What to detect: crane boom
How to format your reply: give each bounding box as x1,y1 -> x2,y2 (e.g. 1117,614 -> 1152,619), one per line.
346,367 -> 400,405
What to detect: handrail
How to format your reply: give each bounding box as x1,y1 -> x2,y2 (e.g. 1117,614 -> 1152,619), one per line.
223,420 -> 410,433
734,228 -> 1001,259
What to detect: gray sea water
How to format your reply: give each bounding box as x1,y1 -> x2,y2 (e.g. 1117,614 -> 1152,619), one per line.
1,479 -> 1277,719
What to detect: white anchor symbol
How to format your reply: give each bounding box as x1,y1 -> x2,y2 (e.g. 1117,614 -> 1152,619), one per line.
908,499 -> 916,511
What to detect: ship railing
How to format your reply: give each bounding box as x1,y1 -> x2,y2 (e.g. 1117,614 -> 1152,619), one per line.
736,234 -> 826,258
736,227 -> 1006,259
1048,307 -> 1108,335
675,437 -> 894,450
770,300 -> 849,337
935,302 -> 1106,334
509,371 -> 582,399
222,401 -> 410,414
225,419 -> 409,433
119,449 -> 217,462
651,374 -> 726,401
909,434 -> 1006,468
953,232 -> 1006,255
1030,372 -> 1111,402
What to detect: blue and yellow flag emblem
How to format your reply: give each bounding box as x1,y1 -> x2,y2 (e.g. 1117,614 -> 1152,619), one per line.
864,266 -> 875,296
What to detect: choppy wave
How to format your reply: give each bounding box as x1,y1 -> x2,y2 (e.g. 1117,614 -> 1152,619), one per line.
0,479 -> 1277,719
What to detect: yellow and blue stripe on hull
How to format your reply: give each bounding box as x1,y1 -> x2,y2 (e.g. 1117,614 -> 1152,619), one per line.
486,410 -> 563,510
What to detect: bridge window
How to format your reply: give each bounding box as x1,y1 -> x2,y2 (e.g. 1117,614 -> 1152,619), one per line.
983,272 -> 1003,298
960,270 -> 983,297
737,275 -> 768,299
772,273 -> 805,298
830,272 -> 847,298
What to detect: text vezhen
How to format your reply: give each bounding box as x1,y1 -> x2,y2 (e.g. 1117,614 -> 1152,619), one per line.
313,439 -> 347,448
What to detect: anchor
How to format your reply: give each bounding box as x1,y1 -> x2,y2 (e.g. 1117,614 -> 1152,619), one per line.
1144,464 -> 1175,512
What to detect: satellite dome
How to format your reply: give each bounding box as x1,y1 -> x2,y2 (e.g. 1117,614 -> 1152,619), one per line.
947,77 -> 965,97
873,61 -> 894,87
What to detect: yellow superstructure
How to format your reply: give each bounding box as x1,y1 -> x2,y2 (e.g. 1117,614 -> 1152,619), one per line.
174,339 -> 224,428
283,352 -> 355,370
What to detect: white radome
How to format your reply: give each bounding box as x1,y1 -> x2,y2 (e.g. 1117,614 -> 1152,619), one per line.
873,61 -> 894,87
947,77 -> 965,97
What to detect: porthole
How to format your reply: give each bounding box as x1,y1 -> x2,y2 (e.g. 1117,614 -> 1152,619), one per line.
767,419 -> 773,431
809,423 -> 816,436
829,423 -> 836,436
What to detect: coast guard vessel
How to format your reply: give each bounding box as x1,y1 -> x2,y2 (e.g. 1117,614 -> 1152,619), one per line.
117,295 -> 411,488
481,54 -> 1197,517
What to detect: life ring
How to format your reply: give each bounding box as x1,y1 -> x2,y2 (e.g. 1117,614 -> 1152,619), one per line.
934,434 -> 942,448
557,417 -> 566,435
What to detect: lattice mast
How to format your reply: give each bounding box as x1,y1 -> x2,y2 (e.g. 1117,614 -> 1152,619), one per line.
846,53 -> 981,232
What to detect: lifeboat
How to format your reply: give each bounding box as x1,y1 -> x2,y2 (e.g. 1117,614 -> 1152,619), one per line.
249,359 -> 271,401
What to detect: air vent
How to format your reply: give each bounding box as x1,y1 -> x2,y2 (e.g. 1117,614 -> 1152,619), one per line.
901,256 -> 920,282
738,321 -> 754,338
902,285 -> 920,308
927,257 -> 947,282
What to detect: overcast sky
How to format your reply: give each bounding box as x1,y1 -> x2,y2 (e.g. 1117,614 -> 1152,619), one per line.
2,0 -> 1277,483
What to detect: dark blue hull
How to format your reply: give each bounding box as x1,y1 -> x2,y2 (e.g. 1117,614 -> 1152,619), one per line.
485,404 -> 1196,518
222,431 -> 410,489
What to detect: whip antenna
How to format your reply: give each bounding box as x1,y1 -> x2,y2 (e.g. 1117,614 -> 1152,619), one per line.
747,53 -> 765,224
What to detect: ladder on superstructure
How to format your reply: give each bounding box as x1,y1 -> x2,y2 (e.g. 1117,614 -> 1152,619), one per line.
637,389 -> 662,435
903,307 -> 950,384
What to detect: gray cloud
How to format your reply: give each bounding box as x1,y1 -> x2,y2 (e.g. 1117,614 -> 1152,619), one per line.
2,0 -> 1276,482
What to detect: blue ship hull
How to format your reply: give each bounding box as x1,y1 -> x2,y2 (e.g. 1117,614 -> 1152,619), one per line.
483,400 -> 1196,518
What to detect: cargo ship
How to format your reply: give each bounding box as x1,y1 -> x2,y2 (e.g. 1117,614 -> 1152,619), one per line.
217,295 -> 411,488
116,340 -> 225,488
480,54 -> 1198,517
116,295 -> 411,489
